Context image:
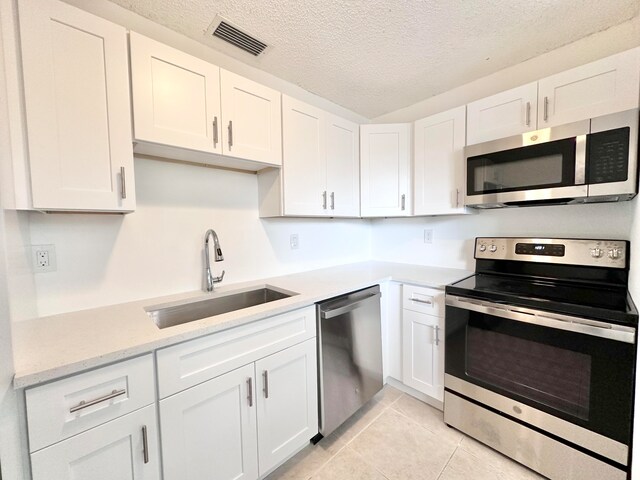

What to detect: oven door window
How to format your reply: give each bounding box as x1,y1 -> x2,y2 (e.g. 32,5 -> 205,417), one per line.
467,137 -> 577,195
445,308 -> 636,444
467,326 -> 591,420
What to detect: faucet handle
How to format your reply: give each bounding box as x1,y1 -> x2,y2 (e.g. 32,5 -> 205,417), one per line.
212,270 -> 225,284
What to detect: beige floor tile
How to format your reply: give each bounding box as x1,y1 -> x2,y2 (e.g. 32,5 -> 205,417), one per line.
329,397 -> 389,445
350,409 -> 457,480
311,447 -> 388,480
373,385 -> 403,406
458,436 -> 546,480
391,394 -> 464,445
438,448 -> 505,480
265,434 -> 346,480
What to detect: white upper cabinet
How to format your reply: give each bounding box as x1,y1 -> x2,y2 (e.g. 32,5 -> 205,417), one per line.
18,0 -> 135,212
538,48 -> 640,128
282,97 -> 327,216
326,114 -> 360,217
466,83 -> 538,145
360,124 -> 412,217
262,96 -> 359,217
130,32 -> 222,155
414,106 -> 468,216
220,70 -> 282,165
130,33 -> 281,169
467,48 -> 640,145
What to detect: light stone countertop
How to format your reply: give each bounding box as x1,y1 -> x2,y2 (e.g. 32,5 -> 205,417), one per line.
12,261 -> 472,389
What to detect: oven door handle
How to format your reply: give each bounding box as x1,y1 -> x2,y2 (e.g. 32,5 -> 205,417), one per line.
446,295 -> 636,344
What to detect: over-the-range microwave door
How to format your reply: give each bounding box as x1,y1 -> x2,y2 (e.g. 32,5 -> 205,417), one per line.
587,109 -> 639,202
464,120 -> 590,208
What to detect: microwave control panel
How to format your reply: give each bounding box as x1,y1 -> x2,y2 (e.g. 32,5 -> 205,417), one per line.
475,237 -> 628,269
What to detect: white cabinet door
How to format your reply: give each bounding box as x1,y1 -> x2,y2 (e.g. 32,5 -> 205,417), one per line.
18,0 -> 135,212
466,83 -> 538,144
538,48 -> 640,128
130,32 -> 222,155
256,339 -> 318,475
160,363 -> 258,480
360,124 -> 411,217
31,404 -> 160,480
402,310 -> 443,401
282,96 -> 327,216
221,70 -> 282,165
414,106 -> 467,216
326,114 -> 360,217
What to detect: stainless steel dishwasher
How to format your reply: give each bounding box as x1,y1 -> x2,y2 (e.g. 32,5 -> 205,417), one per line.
316,285 -> 383,439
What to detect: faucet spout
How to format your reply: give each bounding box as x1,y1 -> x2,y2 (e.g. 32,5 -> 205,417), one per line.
204,229 -> 225,292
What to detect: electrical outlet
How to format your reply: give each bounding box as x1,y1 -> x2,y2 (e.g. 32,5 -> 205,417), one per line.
290,234 -> 299,250
424,229 -> 433,244
32,244 -> 56,273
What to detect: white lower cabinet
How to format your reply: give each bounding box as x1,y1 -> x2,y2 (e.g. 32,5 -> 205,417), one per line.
401,285 -> 445,402
157,308 -> 318,480
160,363 -> 259,480
31,404 -> 160,480
256,339 -> 318,474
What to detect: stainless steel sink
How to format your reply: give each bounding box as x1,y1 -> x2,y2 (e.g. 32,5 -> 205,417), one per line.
146,286 -> 297,329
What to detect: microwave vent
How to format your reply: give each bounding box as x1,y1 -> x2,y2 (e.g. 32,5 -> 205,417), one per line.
210,17 -> 268,56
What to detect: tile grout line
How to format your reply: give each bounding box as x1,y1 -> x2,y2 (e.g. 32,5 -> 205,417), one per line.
306,391 -> 402,479
346,444 -> 393,480
435,444 -> 460,480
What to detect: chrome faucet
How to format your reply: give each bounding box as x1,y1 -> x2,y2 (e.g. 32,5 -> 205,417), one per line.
204,229 -> 225,292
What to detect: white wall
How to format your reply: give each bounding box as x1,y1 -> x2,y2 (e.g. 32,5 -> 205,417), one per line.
371,202 -> 636,269
29,158 -> 372,316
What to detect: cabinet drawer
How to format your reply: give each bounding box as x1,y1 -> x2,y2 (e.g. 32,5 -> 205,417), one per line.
402,284 -> 444,316
157,306 -> 316,398
26,354 -> 155,452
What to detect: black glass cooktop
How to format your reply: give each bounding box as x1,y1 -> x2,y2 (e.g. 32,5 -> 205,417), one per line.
446,273 -> 638,326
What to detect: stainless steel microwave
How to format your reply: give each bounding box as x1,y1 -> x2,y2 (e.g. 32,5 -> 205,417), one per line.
464,109 -> 639,208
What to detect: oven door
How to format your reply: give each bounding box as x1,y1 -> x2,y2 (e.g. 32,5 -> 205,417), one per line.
445,295 -> 636,457
464,121 -> 589,207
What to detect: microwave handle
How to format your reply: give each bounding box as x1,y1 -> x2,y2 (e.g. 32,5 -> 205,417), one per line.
575,135 -> 587,184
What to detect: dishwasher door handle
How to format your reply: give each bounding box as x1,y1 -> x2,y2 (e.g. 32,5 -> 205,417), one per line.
320,292 -> 381,319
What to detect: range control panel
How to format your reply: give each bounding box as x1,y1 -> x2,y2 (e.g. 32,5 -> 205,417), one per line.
475,237 -> 628,269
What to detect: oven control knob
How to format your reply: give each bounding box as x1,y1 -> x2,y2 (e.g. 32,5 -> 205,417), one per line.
479,245 -> 486,252
489,245 -> 497,253
590,247 -> 602,258
608,248 -> 621,260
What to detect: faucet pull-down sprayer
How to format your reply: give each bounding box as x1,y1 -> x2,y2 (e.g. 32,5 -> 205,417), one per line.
204,229 -> 225,292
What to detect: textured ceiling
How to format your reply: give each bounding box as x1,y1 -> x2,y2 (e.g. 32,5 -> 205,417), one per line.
108,0 -> 640,118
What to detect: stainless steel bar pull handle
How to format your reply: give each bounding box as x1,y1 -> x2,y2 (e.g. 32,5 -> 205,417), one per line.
228,121 -> 233,148
543,97 -> 549,122
330,192 -> 335,210
411,297 -> 433,305
213,116 -> 219,147
69,389 -> 126,413
401,194 -> 406,211
263,370 -> 269,398
247,377 -> 253,406
322,191 -> 327,209
434,325 -> 440,346
455,188 -> 460,208
120,167 -> 126,199
142,425 -> 149,464
525,102 -> 531,126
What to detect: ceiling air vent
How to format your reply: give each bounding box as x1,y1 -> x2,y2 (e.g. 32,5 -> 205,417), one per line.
209,16 -> 268,57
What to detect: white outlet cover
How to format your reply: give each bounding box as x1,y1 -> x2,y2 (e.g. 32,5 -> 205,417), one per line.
290,234 -> 299,249
424,229 -> 433,244
31,244 -> 57,273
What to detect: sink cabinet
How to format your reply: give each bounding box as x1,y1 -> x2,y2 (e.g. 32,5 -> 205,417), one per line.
157,306 -> 318,479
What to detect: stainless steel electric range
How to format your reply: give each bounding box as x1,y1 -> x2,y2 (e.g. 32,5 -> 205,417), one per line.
444,237 -> 638,480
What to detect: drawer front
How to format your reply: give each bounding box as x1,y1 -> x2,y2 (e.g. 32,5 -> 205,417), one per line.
26,354 -> 155,452
156,306 -> 316,398
402,284 -> 444,316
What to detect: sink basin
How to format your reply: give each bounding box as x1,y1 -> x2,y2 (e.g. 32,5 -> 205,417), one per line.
146,286 -> 298,329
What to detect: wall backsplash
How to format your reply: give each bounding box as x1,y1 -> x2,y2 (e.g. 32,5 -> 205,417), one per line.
27,158 -> 372,317
371,201 -> 637,270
